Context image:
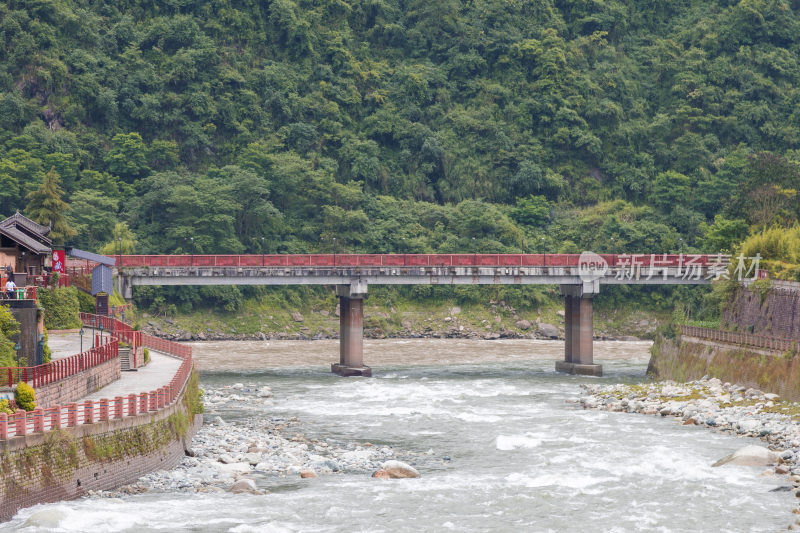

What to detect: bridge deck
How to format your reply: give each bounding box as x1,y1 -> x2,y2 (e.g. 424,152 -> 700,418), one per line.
119,265 -> 715,286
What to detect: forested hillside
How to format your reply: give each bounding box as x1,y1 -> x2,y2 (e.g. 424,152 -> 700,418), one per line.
2,0 -> 800,314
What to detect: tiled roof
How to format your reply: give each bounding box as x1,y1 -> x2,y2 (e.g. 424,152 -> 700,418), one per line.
4,212 -> 51,237
0,212 -> 52,254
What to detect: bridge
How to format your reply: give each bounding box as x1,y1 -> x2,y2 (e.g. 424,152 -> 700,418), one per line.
111,253 -> 739,377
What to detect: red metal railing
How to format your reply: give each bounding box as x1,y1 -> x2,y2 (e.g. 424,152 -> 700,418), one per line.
141,333 -> 192,358
0,338 -> 118,388
80,313 -> 141,368
681,326 -> 799,352
113,253 -> 728,268
30,274 -> 71,289
0,286 -> 38,301
0,318 -> 193,440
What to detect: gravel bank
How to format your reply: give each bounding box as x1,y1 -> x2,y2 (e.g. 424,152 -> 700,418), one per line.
91,383 -> 429,498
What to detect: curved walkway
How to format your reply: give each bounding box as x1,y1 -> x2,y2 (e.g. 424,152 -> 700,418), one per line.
48,332 -> 182,400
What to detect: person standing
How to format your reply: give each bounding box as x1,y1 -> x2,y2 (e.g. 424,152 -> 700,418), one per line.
5,277 -> 17,299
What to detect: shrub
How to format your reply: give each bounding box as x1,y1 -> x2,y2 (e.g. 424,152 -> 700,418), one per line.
0,399 -> 14,414
143,348 -> 151,364
15,382 -> 36,411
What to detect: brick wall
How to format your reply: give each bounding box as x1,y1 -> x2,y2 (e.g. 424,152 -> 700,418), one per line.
0,390 -> 201,521
723,283 -> 800,341
35,356 -> 121,409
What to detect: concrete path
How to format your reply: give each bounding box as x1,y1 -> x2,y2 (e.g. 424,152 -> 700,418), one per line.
48,331 -> 89,360
47,332 -> 183,401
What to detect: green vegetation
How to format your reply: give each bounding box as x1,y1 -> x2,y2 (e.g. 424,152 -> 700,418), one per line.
0,306 -> 20,367
37,287 -> 81,330
15,382 -> 36,411
1,1 -> 800,318
0,399 -> 14,415
739,225 -> 800,281
42,327 -> 52,364
24,167 -> 77,245
184,370 -> 204,416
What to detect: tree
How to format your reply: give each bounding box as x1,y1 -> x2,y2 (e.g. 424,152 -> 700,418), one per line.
747,185 -> 797,228
99,222 -> 138,255
511,195 -> 551,227
700,215 -> 749,253
67,190 -> 119,249
105,132 -> 151,183
25,168 -> 77,245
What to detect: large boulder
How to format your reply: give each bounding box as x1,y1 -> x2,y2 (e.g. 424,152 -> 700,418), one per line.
382,460 -> 420,479
218,453 -> 236,464
292,311 -> 304,322
215,462 -> 252,475
243,452 -> 262,465
712,445 -> 782,467
515,320 -> 532,331
537,323 -> 560,338
230,478 -> 260,495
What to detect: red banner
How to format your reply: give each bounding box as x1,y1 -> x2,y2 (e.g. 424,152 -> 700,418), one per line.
52,250 -> 65,274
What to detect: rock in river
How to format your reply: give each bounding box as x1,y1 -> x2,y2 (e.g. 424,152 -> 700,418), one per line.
537,323 -> 559,338
230,478 -> 260,495
713,445 -> 782,467
382,460 -> 420,479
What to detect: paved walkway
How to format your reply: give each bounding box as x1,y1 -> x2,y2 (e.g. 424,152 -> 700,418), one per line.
48,332 -> 183,400
48,331 -> 89,359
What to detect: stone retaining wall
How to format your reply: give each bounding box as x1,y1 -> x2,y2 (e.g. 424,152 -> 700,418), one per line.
723,283 -> 800,341
35,356 -> 120,409
648,335 -> 800,401
0,381 -> 200,521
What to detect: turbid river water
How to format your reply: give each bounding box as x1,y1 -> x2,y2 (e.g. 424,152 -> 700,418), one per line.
3,339 -> 794,532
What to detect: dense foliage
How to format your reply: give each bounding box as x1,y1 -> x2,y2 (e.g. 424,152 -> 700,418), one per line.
739,225 -> 800,280
0,306 -> 20,367
37,287 -> 82,330
2,0 -> 800,312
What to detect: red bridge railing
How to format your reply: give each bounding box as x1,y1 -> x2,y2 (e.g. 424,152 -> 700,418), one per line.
80,312 -> 141,366
114,253 -> 726,268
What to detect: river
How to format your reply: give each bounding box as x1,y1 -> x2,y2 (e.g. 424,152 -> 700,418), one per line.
3,339 -> 794,532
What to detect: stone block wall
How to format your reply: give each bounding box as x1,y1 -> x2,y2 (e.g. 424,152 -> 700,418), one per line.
0,387 -> 201,521
649,336 -> 800,401
35,356 -> 121,409
7,301 -> 41,366
722,283 -> 800,341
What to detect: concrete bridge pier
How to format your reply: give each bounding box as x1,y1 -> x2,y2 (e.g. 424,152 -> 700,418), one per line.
556,284 -> 602,376
332,281 -> 372,377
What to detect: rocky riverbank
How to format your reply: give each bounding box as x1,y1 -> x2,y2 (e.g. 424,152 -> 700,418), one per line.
134,299 -> 661,343
578,377 -> 800,529
92,383 -> 430,498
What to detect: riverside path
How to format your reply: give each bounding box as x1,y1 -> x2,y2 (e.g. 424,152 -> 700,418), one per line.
48,331 -> 183,401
